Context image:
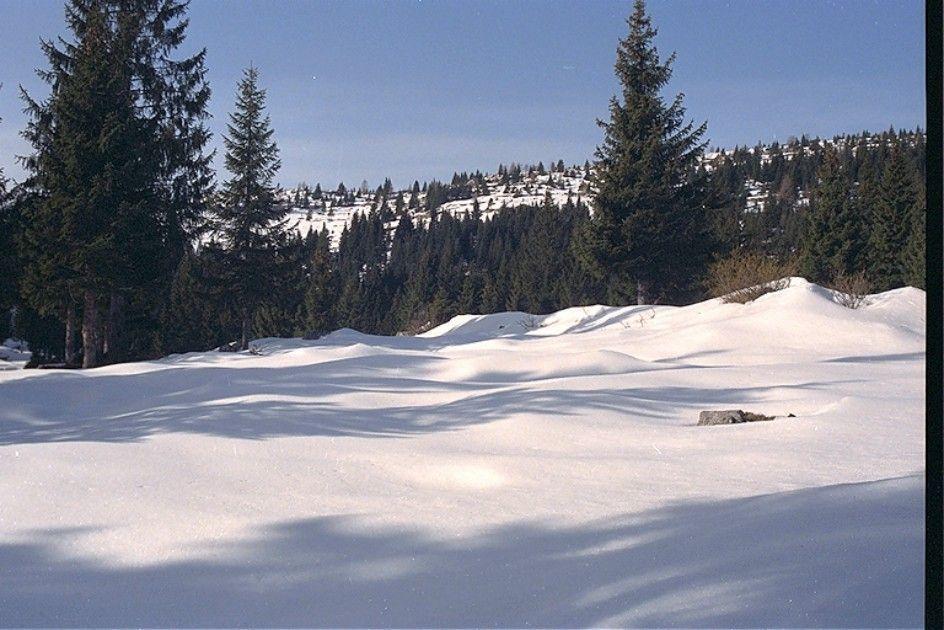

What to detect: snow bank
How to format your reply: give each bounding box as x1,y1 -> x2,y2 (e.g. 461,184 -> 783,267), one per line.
0,338 -> 31,370
0,280 -> 925,626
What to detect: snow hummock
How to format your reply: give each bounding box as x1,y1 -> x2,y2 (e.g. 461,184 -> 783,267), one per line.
0,279 -> 925,626
0,337 -> 31,370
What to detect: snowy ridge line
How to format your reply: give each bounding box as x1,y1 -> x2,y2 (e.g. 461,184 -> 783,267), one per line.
277,129 -> 925,246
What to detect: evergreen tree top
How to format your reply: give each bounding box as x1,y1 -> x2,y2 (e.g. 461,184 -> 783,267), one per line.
222,65 -> 280,195
615,0 -> 673,99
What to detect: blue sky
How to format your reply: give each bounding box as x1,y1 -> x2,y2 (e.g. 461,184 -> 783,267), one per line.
0,0 -> 925,188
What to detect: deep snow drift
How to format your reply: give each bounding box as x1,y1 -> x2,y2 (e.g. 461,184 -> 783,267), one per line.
0,279 -> 925,627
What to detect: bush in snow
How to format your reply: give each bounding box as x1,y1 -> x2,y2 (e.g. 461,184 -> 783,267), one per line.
518,314 -> 541,331
706,252 -> 797,304
398,306 -> 436,336
829,271 -> 871,309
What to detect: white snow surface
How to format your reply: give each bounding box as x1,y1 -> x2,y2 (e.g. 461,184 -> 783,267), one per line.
0,338 -> 31,370
0,279 -> 925,627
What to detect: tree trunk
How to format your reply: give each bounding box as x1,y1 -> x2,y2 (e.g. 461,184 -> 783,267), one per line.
64,302 -> 77,366
241,313 -> 251,351
636,279 -> 650,306
104,292 -> 124,364
82,290 -> 103,369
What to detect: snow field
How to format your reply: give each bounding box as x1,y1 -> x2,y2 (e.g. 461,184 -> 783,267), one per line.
0,278 -> 925,626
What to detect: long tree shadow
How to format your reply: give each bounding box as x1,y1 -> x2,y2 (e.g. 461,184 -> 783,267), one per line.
0,355 -> 859,445
0,332 -> 865,446
0,475 -> 923,628
822,351 -> 925,364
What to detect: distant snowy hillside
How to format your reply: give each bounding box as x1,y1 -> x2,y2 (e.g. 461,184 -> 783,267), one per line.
280,165 -> 592,247
0,279 -> 924,626
274,129 -> 925,247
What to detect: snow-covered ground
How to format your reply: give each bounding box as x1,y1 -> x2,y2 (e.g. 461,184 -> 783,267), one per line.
0,338 -> 31,371
0,279 -> 925,627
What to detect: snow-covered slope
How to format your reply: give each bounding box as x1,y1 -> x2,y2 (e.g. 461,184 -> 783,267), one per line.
282,168 -> 591,247
281,130 -> 926,247
0,280 -> 925,627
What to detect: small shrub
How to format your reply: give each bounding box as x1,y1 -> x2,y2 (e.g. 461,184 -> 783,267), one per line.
706,252 -> 798,304
621,307 -> 656,329
829,271 -> 871,309
399,307 -> 435,336
518,314 -> 540,331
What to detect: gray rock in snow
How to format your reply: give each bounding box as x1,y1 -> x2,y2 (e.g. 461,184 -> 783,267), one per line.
698,409 -> 776,426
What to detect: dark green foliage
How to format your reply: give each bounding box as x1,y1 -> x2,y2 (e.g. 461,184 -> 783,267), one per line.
578,0 -> 712,305
19,2 -> 162,365
297,228 -> 336,336
155,248 -> 225,354
799,147 -> 863,283
903,183 -> 926,290
0,100 -> 21,339
15,0 -> 213,366
867,144 -> 921,290
213,66 -> 287,349
208,197 -> 607,340
702,129 -> 925,286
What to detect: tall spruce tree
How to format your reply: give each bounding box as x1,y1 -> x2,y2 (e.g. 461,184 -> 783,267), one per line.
20,3 -> 160,367
215,66 -> 285,349
514,192 -> 562,313
799,146 -> 862,283
19,0 -> 213,365
868,144 -> 920,290
156,248 -> 218,353
577,0 -> 710,305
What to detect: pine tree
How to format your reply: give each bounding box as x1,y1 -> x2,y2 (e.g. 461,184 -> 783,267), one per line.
457,271 -> 482,314
903,183 -> 925,290
19,3 -> 162,367
514,194 -> 561,313
17,0 -> 213,365
799,147 -> 862,283
298,228 -> 335,336
868,144 -> 920,290
394,190 -> 405,214
577,0 -> 710,305
156,248 -> 219,353
215,66 -> 285,349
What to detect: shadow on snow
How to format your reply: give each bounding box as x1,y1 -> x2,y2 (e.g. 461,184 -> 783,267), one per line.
0,475 -> 923,628
0,350 -> 858,445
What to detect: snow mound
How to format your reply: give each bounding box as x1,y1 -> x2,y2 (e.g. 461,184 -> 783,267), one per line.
417,279 -> 923,365
0,338 -> 31,370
